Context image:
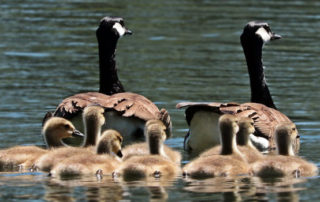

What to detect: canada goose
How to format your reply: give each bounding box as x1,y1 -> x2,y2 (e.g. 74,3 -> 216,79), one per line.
0,117 -> 82,171
182,114 -> 250,179
43,16 -> 172,145
34,105 -> 105,172
176,21 -> 299,154
200,117 -> 263,163
50,129 -> 123,178
251,123 -> 318,178
122,119 -> 181,164
113,120 -> 181,180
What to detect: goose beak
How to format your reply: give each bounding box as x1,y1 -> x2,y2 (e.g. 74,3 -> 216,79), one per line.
271,33 -> 281,40
125,29 -> 133,35
116,150 -> 123,158
72,130 -> 84,138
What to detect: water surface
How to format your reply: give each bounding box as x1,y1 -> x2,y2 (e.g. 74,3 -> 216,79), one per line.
1,0 -> 320,201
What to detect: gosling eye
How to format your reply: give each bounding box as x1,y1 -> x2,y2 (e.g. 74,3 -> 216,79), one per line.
64,124 -> 71,130
117,137 -> 123,143
292,128 -> 296,131
251,122 -> 254,126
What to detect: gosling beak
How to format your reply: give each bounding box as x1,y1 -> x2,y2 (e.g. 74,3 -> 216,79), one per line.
116,150 -> 123,158
72,130 -> 84,138
125,29 -> 133,35
271,33 -> 281,40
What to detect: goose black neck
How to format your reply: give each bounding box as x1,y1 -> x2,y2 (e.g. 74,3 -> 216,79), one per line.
241,36 -> 277,109
97,31 -> 125,95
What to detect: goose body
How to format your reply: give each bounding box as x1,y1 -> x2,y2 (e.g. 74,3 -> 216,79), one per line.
177,21 -> 299,154
35,105 -> 105,172
0,117 -> 82,171
251,123 -> 318,177
114,120 -> 181,180
182,114 -> 250,179
50,130 -> 123,178
45,17 -> 172,145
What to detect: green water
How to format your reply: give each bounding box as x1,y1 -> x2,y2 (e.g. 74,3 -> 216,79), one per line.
1,0 -> 320,201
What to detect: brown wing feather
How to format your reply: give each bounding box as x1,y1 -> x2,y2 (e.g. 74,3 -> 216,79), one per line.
54,92 -> 110,119
176,101 -> 298,149
55,92 -> 160,121
53,92 -> 172,137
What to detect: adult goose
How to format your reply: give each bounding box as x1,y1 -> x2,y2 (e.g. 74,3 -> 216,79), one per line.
177,21 -> 299,154
44,16 -> 172,143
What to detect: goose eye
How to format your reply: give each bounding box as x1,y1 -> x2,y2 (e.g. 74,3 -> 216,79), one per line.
263,25 -> 270,32
119,20 -> 124,26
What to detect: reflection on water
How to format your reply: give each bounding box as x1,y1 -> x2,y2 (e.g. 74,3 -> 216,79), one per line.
0,171 -> 313,201
184,176 -> 305,201
1,0 -> 320,201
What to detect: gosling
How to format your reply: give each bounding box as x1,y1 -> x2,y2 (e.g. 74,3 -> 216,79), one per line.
200,117 -> 263,163
183,114 -> 250,179
113,120 -> 181,180
34,105 -> 105,172
251,123 -> 318,178
0,117 -> 82,171
50,129 -> 123,178
122,119 -> 181,164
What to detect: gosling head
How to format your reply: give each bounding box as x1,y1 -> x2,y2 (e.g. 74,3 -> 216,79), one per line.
96,129 -> 123,158
237,117 -> 255,146
42,117 -> 83,148
275,123 -> 298,156
83,105 -> 106,128
241,21 -> 281,46
145,120 -> 167,155
219,114 -> 239,155
96,16 -> 132,41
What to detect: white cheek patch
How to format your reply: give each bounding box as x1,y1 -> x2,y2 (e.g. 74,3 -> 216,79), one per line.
112,22 -> 126,37
255,27 -> 271,43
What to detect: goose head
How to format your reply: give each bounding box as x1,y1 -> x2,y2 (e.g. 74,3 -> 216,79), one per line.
241,21 -> 281,46
82,105 -> 106,146
42,117 -> 83,148
145,120 -> 167,155
96,17 -> 132,45
275,123 -> 298,156
218,114 -> 239,155
96,129 -> 123,158
237,117 -> 255,146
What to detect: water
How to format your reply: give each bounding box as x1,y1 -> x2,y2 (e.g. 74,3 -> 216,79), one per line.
1,0 -> 320,200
